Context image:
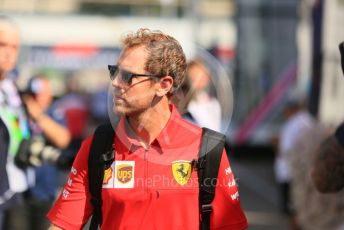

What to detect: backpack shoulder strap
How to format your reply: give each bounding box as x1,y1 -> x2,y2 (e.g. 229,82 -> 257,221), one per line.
198,127 -> 226,230
88,123 -> 115,230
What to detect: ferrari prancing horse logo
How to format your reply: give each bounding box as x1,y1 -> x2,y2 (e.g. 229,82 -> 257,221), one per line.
172,160 -> 192,186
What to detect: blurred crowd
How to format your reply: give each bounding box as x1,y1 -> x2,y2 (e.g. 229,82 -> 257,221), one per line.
0,16 -> 108,230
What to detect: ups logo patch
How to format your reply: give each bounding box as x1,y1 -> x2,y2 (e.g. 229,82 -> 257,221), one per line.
117,164 -> 133,184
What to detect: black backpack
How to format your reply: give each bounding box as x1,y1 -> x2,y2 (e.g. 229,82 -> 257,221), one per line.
88,123 -> 226,230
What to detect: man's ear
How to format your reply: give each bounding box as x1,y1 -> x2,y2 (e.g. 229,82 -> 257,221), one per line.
156,76 -> 173,97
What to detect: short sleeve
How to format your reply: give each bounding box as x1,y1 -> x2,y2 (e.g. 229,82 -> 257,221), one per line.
47,135 -> 94,230
211,149 -> 248,229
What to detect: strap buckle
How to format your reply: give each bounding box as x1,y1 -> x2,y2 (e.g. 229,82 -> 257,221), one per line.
201,204 -> 213,214
193,157 -> 206,171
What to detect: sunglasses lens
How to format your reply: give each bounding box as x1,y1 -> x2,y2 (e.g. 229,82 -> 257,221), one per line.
108,65 -> 152,85
120,70 -> 133,84
108,65 -> 118,80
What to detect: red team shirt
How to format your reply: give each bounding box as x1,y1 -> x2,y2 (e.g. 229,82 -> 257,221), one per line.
47,105 -> 248,230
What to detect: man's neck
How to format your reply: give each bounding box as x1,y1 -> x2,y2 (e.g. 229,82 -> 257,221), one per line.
127,97 -> 171,148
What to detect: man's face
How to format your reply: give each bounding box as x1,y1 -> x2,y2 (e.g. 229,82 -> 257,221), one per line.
112,45 -> 158,116
187,64 -> 210,91
0,23 -> 20,78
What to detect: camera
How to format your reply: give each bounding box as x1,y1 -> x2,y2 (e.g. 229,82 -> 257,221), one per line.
15,135 -> 73,169
23,77 -> 45,96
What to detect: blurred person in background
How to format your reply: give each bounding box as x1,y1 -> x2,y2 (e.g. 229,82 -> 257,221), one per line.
273,96 -> 313,229
311,42 -> 344,194
53,75 -> 89,158
186,59 -> 222,132
170,76 -> 197,124
90,85 -> 109,124
22,74 -> 71,230
0,16 -> 31,230
289,119 -> 344,229
312,123 -> 344,193
287,42 -> 344,226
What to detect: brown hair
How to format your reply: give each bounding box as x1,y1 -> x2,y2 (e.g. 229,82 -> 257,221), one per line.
122,28 -> 186,95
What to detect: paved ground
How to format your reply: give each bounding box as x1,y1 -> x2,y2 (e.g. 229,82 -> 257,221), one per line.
230,155 -> 289,230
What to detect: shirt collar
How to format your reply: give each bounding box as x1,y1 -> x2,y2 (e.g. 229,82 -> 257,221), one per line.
114,104 -> 183,154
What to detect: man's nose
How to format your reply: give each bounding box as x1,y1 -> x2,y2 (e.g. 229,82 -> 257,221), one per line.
112,74 -> 123,88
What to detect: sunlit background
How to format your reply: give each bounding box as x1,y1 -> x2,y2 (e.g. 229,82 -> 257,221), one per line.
2,0 -> 344,229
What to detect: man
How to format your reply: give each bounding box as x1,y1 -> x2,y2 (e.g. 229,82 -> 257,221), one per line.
0,16 -> 31,229
23,75 -> 71,230
289,116 -> 344,229
311,124 -> 344,193
187,59 -> 221,132
311,42 -> 344,193
274,98 -> 313,229
47,28 -> 247,229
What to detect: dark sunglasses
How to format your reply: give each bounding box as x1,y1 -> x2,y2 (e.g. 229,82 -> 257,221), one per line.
108,65 -> 157,85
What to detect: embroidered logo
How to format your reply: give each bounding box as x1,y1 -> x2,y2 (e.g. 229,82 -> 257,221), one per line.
116,164 -> 133,184
172,160 -> 192,186
114,161 -> 135,188
103,167 -> 113,184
